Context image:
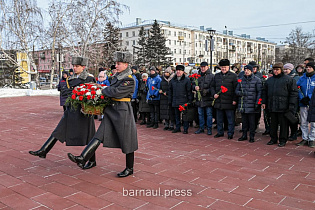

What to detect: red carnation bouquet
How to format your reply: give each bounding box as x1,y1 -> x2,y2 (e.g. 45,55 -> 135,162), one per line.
66,83 -> 112,115
178,103 -> 188,112
212,86 -> 228,106
189,73 -> 202,101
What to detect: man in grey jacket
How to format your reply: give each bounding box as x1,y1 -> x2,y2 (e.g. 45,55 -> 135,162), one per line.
68,51 -> 138,177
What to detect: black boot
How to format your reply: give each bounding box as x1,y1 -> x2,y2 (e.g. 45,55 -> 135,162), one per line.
238,133 -> 248,141
68,138 -> 101,169
83,153 -> 96,170
118,152 -> 134,177
29,136 -> 58,158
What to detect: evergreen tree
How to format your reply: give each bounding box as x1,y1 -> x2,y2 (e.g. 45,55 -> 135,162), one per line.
135,26 -> 147,65
145,20 -> 170,66
102,22 -> 121,68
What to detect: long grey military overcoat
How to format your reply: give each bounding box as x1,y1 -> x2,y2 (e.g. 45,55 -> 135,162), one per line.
52,70 -> 96,146
94,67 -> 138,154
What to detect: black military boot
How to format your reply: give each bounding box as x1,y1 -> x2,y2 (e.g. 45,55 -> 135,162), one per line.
83,153 -> 96,170
29,136 -> 58,158
118,152 -> 134,178
68,138 -> 101,169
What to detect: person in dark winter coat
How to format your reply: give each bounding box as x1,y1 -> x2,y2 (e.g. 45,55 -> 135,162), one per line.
146,66 -> 162,129
138,73 -> 150,125
193,61 -> 215,135
57,71 -> 69,111
262,62 -> 298,147
235,65 -> 262,142
159,67 -> 175,130
68,51 -> 138,178
297,62 -> 315,148
131,74 -> 139,122
29,57 -> 96,169
212,59 -> 238,139
169,65 -> 193,134
283,63 -> 300,140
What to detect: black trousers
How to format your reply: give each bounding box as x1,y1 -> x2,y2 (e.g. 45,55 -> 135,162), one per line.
270,112 -> 289,143
241,113 -> 256,138
149,103 -> 160,123
126,152 -> 134,169
131,100 -> 138,122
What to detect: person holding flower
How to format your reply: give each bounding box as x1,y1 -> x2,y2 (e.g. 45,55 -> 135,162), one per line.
29,57 -> 97,169
138,73 -> 150,125
235,65 -> 262,143
296,62 -> 315,147
211,59 -> 238,139
192,61 -> 215,135
68,51 -> 138,177
146,66 -> 162,129
169,65 -> 193,134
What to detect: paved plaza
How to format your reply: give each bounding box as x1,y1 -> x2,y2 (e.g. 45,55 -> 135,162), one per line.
0,96 -> 314,209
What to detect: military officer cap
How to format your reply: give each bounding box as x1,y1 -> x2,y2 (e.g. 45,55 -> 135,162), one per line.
72,57 -> 88,66
113,51 -> 132,63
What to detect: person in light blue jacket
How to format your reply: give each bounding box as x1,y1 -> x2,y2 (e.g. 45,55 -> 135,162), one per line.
296,62 -> 315,148
146,66 -> 162,128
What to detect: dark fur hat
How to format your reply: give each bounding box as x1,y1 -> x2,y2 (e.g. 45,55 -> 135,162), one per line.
219,59 -> 230,67
176,65 -> 185,71
113,51 -> 132,63
72,57 -> 88,66
272,62 -> 284,70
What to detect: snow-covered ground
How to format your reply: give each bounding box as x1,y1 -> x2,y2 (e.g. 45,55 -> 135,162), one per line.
0,88 -> 59,98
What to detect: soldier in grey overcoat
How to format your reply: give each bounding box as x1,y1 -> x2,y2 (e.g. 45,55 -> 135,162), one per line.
29,57 -> 97,169
68,51 -> 138,177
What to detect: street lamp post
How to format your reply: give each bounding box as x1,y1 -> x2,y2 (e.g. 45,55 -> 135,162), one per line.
207,29 -> 216,71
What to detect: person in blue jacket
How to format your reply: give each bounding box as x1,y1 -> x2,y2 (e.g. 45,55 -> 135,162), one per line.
296,62 -> 315,148
146,66 -> 162,129
131,74 -> 139,122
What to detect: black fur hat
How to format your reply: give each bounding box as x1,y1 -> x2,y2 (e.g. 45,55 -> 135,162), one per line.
72,57 -> 88,66
219,59 -> 230,67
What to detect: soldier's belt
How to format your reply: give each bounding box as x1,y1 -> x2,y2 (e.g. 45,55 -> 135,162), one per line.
112,98 -> 131,102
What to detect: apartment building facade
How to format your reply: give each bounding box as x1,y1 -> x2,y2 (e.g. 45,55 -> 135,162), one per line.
120,19 -> 276,69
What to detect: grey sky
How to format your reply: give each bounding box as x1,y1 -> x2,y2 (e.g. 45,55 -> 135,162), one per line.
38,0 -> 315,44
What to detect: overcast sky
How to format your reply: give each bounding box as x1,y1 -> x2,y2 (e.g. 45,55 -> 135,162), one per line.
38,0 -> 315,44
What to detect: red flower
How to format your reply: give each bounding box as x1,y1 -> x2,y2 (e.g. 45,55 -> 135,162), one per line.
263,75 -> 267,79
87,95 -> 91,100
72,89 -> 77,94
100,95 -> 104,99
258,98 -> 262,104
79,96 -> 83,101
85,90 -> 89,93
297,86 -> 301,89
221,86 -> 228,93
92,95 -> 96,99
91,90 -> 96,95
178,105 -> 185,111
238,79 -> 242,83
71,94 -> 76,99
151,86 -> 155,90
184,103 -> 188,107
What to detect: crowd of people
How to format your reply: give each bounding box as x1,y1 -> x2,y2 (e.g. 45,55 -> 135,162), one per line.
41,54 -> 315,177
96,57 -> 315,149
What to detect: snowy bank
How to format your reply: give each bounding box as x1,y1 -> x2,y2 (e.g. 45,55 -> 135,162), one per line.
0,88 -> 59,98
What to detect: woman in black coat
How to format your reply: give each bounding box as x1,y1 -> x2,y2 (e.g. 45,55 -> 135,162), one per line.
29,57 -> 97,169
138,73 -> 150,125
235,65 -> 262,142
159,67 -> 175,130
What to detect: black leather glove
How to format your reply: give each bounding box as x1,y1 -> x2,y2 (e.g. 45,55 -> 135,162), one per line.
300,96 -> 310,105
150,95 -> 156,99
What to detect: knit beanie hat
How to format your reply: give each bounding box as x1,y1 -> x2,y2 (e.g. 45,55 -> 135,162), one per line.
283,63 -> 294,70
306,62 -> 315,70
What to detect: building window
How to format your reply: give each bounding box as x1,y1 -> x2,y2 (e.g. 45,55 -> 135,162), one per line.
179,49 -> 181,54
174,58 -> 176,62
126,41 -> 129,46
174,31 -> 176,36
184,50 -> 186,54
179,58 -> 181,63
169,40 -> 171,45
174,49 -> 176,54
133,40 -> 136,45
189,34 -> 190,38
174,40 -> 176,45
169,31 -> 171,35
132,31 -> 135,37
119,33 -> 122,38
126,32 -> 129,37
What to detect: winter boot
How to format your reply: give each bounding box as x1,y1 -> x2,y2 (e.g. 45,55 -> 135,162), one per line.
68,138 -> 101,169
29,136 -> 58,158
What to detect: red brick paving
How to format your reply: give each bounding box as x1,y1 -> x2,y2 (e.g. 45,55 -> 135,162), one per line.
0,96 -> 314,209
